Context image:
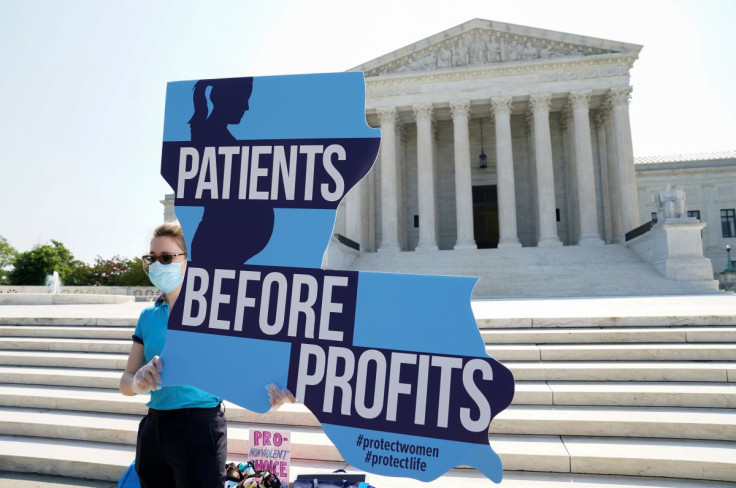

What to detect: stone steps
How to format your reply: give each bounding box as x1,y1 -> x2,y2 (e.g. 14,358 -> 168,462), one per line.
0,351 -> 128,370
1,393 -> 732,441
2,324 -> 736,342
0,318 -> 135,327
0,409 -> 734,482
1,337 -> 734,362
1,351 -> 732,382
0,338 -> 131,353
508,361 -> 735,382
1,348 -> 733,382
0,305 -> 733,484
0,435 -> 134,482
348,245 -> 721,298
0,375 -> 551,405
2,438 -> 733,488
545,381 -> 736,408
0,366 -> 121,389
487,343 -> 736,361
0,326 -> 134,339
481,326 -> 736,343
1,379 -> 733,414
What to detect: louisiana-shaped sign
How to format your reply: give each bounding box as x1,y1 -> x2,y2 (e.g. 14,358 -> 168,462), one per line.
158,72 -> 515,482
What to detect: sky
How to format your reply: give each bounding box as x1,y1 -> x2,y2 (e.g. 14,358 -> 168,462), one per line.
0,0 -> 734,263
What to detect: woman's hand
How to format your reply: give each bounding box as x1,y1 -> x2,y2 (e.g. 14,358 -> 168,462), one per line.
266,383 -> 296,408
132,356 -> 163,394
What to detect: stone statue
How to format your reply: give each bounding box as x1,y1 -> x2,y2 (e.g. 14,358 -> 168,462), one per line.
403,52 -> 437,72
470,32 -> 487,64
654,184 -> 687,220
674,184 -> 687,216
522,42 -> 538,60
437,46 -> 453,68
505,40 -> 520,61
487,36 -> 501,62
453,39 -> 470,66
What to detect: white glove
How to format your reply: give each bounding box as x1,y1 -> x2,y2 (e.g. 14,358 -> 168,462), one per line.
266,383 -> 296,407
132,356 -> 163,394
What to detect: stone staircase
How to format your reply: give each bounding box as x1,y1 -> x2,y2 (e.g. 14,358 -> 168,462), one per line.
0,310 -> 733,487
345,244 -> 721,298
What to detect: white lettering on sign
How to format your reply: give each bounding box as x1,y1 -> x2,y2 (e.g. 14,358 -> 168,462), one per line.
175,145 -> 346,202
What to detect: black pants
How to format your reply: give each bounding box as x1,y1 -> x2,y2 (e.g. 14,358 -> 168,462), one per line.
135,403 -> 227,488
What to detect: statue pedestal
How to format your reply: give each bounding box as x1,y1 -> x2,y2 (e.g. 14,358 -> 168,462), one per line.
626,218 -> 718,287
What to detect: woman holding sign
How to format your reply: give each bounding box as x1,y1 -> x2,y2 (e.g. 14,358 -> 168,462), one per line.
120,222 -> 293,487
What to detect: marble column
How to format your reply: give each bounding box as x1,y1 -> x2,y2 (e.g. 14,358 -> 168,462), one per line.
525,112 -> 539,241
569,90 -> 603,245
491,96 -> 521,248
345,178 -> 363,249
609,87 -> 640,238
450,100 -> 477,250
603,101 -> 623,242
594,110 -> 613,244
529,93 -> 562,247
377,107 -> 400,251
560,106 -> 578,244
413,103 -> 438,251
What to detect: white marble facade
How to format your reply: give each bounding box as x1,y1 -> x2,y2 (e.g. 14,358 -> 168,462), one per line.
635,152 -> 736,270
336,19 -> 643,252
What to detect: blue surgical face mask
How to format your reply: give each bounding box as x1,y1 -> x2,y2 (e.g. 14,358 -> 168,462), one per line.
148,261 -> 184,293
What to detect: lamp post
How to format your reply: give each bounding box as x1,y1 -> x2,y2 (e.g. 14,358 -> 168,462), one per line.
727,244 -> 735,272
479,118 -> 488,169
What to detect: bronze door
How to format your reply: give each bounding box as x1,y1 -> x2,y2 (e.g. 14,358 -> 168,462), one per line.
473,185 -> 499,249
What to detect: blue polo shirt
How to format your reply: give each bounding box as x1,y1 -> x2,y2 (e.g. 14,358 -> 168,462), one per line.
132,297 -> 221,410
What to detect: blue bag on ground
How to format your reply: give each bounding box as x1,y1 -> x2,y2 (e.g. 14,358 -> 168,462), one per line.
293,470 -> 369,488
117,461 -> 141,488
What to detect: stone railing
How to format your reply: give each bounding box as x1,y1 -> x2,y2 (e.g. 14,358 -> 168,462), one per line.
0,286 -> 160,298
625,217 -> 718,288
322,234 -> 360,270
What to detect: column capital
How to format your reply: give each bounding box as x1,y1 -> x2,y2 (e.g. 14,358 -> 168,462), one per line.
569,90 -> 592,111
608,87 -> 633,107
412,103 -> 434,123
450,100 -> 471,120
491,96 -> 513,115
529,93 -> 552,112
376,107 -> 398,125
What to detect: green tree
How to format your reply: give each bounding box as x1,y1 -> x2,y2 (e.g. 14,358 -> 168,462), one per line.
66,256 -> 150,287
0,236 -> 17,284
89,256 -> 130,286
63,260 -> 95,286
117,257 -> 151,286
9,240 -> 76,285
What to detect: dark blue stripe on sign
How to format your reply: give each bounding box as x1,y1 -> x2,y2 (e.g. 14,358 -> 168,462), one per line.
161,138 -> 380,209
167,264 -> 358,348
286,343 -> 515,445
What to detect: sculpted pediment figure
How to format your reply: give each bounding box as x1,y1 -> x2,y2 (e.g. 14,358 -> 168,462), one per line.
353,19 -> 642,77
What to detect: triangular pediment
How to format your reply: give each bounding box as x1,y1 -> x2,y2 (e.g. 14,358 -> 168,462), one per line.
352,19 -> 642,77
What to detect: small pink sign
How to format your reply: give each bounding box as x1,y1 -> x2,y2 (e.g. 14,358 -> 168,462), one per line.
249,428 -> 291,486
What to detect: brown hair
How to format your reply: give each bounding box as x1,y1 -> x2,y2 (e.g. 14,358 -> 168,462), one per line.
152,221 -> 187,253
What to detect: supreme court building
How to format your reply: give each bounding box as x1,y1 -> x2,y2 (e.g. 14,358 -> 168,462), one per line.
336,18 -> 641,253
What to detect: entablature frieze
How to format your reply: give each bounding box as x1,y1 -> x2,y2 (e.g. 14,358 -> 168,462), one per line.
363,56 -> 636,111
366,85 -> 630,126
364,52 -> 636,93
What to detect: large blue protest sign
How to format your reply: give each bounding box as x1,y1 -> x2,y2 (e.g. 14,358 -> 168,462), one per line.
158,72 -> 515,482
